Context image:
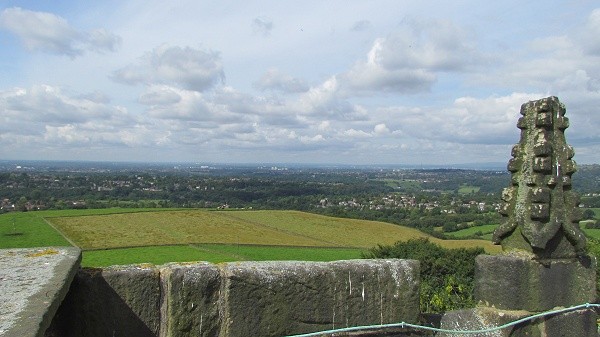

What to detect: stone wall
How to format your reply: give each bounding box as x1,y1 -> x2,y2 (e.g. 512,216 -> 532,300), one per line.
46,259 -> 420,337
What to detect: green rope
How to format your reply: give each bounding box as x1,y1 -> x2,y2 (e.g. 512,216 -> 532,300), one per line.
285,303 -> 599,337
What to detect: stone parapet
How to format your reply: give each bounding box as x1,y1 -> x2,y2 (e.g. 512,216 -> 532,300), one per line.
48,259 -> 420,337
47,265 -> 162,337
221,260 -> 420,337
474,254 -> 597,312
438,306 -> 598,337
0,247 -> 81,337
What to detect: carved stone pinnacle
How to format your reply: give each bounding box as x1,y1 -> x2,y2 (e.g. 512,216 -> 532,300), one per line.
492,96 -> 586,258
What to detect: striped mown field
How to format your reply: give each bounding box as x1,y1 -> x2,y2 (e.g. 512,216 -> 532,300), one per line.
2,208 -> 501,266
47,209 -> 500,251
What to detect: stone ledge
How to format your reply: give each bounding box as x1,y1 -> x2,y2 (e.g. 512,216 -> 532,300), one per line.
48,259 -> 420,337
0,247 -> 81,337
438,306 -> 598,337
475,254 -> 596,312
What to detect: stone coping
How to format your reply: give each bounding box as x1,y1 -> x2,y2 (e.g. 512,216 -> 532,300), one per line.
0,247 -> 81,337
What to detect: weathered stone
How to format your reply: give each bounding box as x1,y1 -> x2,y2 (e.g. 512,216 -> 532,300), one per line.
492,96 -> 587,258
160,263 -> 221,337
438,307 -> 598,337
0,247 -> 80,337
474,255 -> 596,312
438,307 -> 530,337
220,259 -> 420,337
50,265 -> 162,337
540,308 -> 598,337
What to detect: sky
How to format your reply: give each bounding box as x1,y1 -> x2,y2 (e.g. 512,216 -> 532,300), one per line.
1,1 -> 600,166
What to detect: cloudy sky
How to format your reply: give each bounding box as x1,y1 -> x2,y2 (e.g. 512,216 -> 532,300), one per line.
1,1 -> 600,165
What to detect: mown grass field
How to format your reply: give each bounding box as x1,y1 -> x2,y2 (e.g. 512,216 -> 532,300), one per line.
444,224 -> 498,240
458,184 -> 481,194
83,244 -> 364,267
2,208 -> 501,267
47,209 -> 500,251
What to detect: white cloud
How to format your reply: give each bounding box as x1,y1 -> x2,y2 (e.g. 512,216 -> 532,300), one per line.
112,45 -> 224,92
300,134 -> 325,144
138,85 -> 182,105
87,29 -> 121,53
337,17 -> 481,95
342,129 -> 371,138
254,68 -> 309,93
0,85 -> 141,149
582,8 -> 600,55
3,3 -> 600,164
252,16 -> 273,36
0,7 -> 120,57
374,123 -> 390,135
350,20 -> 371,32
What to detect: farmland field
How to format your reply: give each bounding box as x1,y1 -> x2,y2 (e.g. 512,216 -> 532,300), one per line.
458,184 -> 481,194
444,224 -> 498,240
2,208 -> 501,266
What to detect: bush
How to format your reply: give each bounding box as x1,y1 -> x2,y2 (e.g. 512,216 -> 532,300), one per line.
363,238 -> 484,313
585,221 -> 600,229
583,209 -> 596,220
586,238 -> 600,296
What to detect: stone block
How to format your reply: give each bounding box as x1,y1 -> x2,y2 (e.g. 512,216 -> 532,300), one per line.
220,259 -> 420,337
438,307 -> 529,337
0,247 -> 80,337
160,263 -> 221,337
540,308 -> 598,337
475,254 -> 596,312
50,265 -> 162,337
439,307 -> 598,337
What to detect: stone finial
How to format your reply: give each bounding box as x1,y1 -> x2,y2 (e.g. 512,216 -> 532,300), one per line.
492,96 -> 586,258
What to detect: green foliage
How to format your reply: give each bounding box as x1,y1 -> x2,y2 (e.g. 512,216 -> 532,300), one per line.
586,238 -> 600,296
364,238 -> 484,313
583,209 -> 596,220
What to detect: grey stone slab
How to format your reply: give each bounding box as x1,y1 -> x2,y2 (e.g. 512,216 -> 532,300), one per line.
0,247 -> 81,337
51,265 -> 162,337
475,254 -> 596,312
160,263 -> 221,337
220,259 -> 420,337
438,307 -> 598,337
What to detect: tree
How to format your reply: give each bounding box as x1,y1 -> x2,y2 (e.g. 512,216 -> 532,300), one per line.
364,238 -> 484,313
583,209 -> 596,220
16,196 -> 28,212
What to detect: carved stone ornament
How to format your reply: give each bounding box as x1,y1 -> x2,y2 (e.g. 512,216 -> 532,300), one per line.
492,96 -> 586,258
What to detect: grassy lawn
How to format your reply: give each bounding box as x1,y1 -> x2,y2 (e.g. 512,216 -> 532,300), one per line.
48,210 -> 335,249
458,184 -> 480,194
81,245 -> 237,267
379,179 -> 422,191
195,244 -> 365,262
82,244 -> 366,267
49,209 -> 499,253
445,224 -> 498,239
2,208 -> 501,267
0,212 -> 71,248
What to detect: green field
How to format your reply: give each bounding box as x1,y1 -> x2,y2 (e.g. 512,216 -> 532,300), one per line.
1,208 -> 501,267
445,224 -> 498,240
458,184 -> 481,194
379,179 -> 422,191
0,211 -> 71,248
82,244 -> 364,267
